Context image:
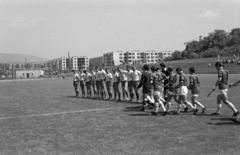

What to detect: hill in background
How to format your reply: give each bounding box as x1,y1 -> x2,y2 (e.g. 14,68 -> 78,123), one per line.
0,53 -> 48,64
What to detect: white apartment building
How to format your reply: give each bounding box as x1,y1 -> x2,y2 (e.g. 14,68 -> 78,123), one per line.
102,50 -> 173,67
59,57 -> 69,71
71,56 -> 89,70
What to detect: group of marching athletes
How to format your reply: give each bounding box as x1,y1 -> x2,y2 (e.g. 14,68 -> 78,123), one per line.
72,62 -> 240,119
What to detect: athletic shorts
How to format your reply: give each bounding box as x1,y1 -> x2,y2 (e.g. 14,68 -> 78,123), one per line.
153,91 -> 164,101
179,86 -> 188,96
218,89 -> 228,96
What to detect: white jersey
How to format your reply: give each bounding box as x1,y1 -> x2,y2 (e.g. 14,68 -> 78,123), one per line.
91,71 -> 96,81
127,70 -> 133,81
85,72 -> 92,82
132,70 -> 142,81
106,72 -> 113,82
119,69 -> 128,81
96,71 -> 101,81
79,72 -> 86,81
113,72 -> 120,82
99,69 -> 106,80
73,73 -> 80,82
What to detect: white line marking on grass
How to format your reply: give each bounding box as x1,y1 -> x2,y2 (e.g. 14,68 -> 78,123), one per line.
0,107 -> 120,121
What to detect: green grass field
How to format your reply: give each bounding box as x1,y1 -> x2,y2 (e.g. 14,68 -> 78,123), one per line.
0,75 -> 240,155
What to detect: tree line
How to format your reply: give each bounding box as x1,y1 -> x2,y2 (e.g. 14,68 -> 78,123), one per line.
166,28 -> 240,61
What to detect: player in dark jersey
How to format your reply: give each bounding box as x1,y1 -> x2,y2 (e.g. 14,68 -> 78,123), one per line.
211,62 -> 239,117
165,66 -> 179,112
151,66 -> 167,115
176,67 -> 197,114
188,67 -> 206,114
138,64 -> 154,111
160,63 -> 169,99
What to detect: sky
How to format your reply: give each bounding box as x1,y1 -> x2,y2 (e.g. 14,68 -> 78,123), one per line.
0,0 -> 240,59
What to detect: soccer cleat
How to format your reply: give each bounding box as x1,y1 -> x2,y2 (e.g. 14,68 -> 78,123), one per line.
193,109 -> 198,115
201,107 -> 206,114
210,112 -> 220,116
151,111 -> 158,116
184,107 -> 188,113
162,111 -> 167,116
232,111 -> 239,117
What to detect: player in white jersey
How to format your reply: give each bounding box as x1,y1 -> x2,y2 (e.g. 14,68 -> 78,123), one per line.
126,65 -> 134,102
72,70 -> 80,97
118,67 -> 129,101
105,68 -> 113,100
112,68 -> 121,101
79,70 -> 86,97
99,67 -> 107,99
84,70 -> 92,97
95,67 -> 101,98
131,66 -> 142,102
90,69 -> 97,97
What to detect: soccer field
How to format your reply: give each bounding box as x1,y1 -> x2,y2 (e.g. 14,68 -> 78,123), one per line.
0,75 -> 240,155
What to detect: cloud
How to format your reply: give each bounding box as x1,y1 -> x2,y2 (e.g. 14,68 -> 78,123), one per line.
199,8 -> 220,18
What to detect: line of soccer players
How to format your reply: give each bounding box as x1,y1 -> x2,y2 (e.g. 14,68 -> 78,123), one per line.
72,62 -> 239,118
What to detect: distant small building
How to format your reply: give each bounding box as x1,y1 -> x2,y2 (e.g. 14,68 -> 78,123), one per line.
15,69 -> 44,79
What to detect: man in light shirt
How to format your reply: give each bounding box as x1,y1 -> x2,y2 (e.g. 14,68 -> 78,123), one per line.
90,69 -> 97,97
95,67 -> 101,98
126,65 -> 134,102
131,66 -> 142,102
79,69 -> 86,97
99,67 -> 107,99
105,68 -> 113,100
112,68 -> 121,101
72,70 -> 80,97
118,67 -> 129,101
84,70 -> 92,97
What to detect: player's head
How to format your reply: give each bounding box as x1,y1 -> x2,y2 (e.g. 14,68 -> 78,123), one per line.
112,68 -> 116,73
215,61 -> 223,70
83,70 -> 87,74
143,64 -> 150,71
189,67 -> 195,74
151,66 -> 158,72
167,66 -> 173,73
160,63 -> 166,69
105,68 -> 109,73
176,67 -> 183,74
132,66 -> 136,71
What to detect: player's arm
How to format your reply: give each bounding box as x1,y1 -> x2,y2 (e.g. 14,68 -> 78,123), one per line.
137,74 -> 144,89
230,80 -> 240,87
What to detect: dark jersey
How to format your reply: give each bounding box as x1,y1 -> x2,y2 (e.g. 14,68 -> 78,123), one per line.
217,70 -> 229,90
152,72 -> 165,91
167,73 -> 178,91
188,74 -> 200,95
138,71 -> 153,94
178,73 -> 188,87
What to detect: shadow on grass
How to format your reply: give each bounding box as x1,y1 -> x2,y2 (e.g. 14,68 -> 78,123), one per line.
207,117 -> 240,126
124,106 -> 144,112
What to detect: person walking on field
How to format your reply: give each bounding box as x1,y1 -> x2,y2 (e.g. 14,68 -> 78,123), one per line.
84,70 -> 92,98
211,62 -> 239,117
72,70 -> 80,97
126,65 -> 134,102
138,64 -> 154,111
151,66 -> 167,116
90,69 -> 97,97
79,69 -> 86,97
112,68 -> 121,101
118,67 -> 129,101
131,66 -> 142,103
188,67 -> 206,114
176,67 -> 197,114
105,68 -> 113,100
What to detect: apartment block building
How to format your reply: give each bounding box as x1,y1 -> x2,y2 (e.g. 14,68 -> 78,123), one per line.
89,56 -> 104,68
58,56 -> 89,71
101,50 -> 173,67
